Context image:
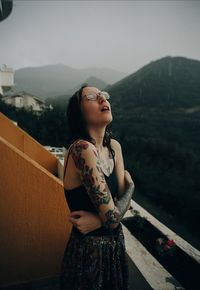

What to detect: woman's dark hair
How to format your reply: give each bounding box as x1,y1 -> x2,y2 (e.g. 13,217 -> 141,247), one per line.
66,83 -> 115,159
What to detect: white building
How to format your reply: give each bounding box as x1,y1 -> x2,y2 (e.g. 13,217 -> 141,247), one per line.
0,64 -> 14,95
44,146 -> 66,162
0,64 -> 53,114
2,91 -> 53,114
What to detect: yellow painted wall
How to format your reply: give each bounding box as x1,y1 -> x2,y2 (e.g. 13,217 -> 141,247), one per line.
0,112 -> 58,175
0,113 -> 72,287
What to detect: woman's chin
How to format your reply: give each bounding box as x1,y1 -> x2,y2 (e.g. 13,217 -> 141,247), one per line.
90,113 -> 113,126
102,114 -> 113,124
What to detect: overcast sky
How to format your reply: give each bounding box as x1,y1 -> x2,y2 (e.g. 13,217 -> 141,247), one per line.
0,0 -> 200,74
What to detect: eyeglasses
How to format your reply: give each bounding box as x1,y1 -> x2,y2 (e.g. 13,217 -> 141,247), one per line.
82,91 -> 110,101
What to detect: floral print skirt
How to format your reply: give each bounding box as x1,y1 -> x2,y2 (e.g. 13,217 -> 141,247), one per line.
59,223 -> 129,290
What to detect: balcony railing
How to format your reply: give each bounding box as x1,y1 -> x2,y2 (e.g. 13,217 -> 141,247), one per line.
1,112 -> 199,290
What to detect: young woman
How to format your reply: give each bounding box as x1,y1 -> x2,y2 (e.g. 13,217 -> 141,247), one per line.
59,84 -> 135,290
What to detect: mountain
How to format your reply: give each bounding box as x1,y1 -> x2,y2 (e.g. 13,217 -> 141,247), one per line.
2,56 -> 200,237
14,64 -> 126,99
103,56 -> 200,233
66,76 -> 109,95
105,55 -> 200,114
78,66 -> 126,85
45,76 -> 109,108
104,55 -> 200,163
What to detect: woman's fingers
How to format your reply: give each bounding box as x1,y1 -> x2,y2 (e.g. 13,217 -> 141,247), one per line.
69,210 -> 86,218
68,211 -> 88,228
68,215 -> 89,234
68,212 -> 82,226
68,210 -> 102,234
124,170 -> 134,184
128,200 -> 133,210
68,216 -> 80,225
124,170 -> 132,179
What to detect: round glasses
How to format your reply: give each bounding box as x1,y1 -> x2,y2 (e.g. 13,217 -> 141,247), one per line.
82,91 -> 110,101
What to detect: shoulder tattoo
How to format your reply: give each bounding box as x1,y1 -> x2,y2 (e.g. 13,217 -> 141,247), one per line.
70,140 -> 111,209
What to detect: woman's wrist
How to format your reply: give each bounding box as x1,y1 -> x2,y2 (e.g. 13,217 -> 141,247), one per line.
95,213 -> 104,229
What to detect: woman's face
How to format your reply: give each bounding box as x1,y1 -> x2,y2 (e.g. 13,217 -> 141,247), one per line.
80,86 -> 113,127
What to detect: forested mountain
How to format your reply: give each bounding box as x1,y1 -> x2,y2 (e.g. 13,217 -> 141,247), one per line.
105,55 -> 200,111
66,76 -> 109,95
14,64 -> 126,98
45,76 -> 109,108
105,56 -> 200,236
1,55 -> 200,241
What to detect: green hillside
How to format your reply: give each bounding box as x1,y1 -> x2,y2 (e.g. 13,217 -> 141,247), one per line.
1,55 -> 200,240
106,56 -> 200,110
106,56 -> 200,235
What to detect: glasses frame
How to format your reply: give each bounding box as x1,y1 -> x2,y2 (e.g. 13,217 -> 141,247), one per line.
80,91 -> 110,103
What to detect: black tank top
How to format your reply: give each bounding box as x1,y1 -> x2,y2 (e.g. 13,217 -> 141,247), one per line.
63,140 -> 120,237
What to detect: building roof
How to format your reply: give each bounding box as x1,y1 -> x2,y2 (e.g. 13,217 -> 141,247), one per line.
3,91 -> 45,104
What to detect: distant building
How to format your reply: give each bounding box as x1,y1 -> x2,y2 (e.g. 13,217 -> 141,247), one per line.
44,145 -> 66,161
0,64 -> 53,114
0,64 -> 14,95
1,91 -> 53,114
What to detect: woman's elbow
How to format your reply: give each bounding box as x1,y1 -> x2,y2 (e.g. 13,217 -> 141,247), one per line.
101,208 -> 122,229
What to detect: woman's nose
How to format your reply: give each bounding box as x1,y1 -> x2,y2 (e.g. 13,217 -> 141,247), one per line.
98,93 -> 107,103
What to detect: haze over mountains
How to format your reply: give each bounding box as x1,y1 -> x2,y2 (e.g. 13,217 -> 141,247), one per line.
101,56 -> 200,238
44,55 -> 200,113
1,55 -> 200,245
13,55 -> 200,112
14,64 -> 127,98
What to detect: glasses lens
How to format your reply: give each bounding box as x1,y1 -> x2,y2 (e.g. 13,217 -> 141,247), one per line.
85,91 -> 110,101
86,94 -> 97,100
101,91 -> 110,99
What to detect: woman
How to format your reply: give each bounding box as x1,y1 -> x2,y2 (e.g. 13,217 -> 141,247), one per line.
59,83 -> 135,290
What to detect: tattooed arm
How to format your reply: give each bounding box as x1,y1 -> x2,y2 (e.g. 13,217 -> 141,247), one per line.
101,180 -> 134,229
70,139 -> 135,230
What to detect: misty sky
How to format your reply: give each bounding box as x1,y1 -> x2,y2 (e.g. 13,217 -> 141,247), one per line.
0,0 -> 200,74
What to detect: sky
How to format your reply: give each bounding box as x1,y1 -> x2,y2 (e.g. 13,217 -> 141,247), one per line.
0,0 -> 200,75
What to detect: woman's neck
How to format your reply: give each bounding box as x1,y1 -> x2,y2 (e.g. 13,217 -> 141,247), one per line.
88,126 -> 106,152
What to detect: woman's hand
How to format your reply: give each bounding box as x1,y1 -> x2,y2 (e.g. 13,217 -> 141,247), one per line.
67,210 -> 102,235
67,171 -> 135,233
124,170 -> 134,185
124,170 -> 135,210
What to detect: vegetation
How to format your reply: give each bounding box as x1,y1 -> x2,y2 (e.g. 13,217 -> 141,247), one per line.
1,56 -> 200,238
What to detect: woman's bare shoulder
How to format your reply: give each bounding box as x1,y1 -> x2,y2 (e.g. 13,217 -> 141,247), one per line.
70,138 -> 97,156
110,138 -> 121,151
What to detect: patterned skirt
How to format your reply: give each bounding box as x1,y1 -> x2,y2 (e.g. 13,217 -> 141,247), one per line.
59,222 -> 129,290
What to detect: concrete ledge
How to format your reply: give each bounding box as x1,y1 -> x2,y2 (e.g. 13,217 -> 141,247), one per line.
124,200 -> 200,264
122,223 -> 185,290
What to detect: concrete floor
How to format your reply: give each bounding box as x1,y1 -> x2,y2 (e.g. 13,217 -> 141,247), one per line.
126,253 -> 153,290
1,253 -> 153,290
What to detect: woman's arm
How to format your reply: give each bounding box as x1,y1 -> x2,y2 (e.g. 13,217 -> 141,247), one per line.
70,139 -> 135,230
101,180 -> 134,229
68,210 -> 102,234
68,171 -> 134,234
111,139 -> 126,198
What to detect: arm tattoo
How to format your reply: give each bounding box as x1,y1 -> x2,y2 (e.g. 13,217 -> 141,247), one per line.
71,140 -> 134,229
71,141 -> 111,209
102,182 -> 135,229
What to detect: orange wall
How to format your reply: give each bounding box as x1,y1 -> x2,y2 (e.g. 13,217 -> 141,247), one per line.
0,112 -> 58,175
0,136 -> 72,286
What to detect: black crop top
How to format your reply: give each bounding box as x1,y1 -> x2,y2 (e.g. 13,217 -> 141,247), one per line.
63,140 -> 121,237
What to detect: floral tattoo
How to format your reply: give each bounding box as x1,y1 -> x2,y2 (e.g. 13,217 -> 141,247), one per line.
70,140 -> 135,229
70,140 -> 111,209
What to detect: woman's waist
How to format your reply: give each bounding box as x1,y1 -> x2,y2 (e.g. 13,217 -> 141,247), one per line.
71,222 -> 122,238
